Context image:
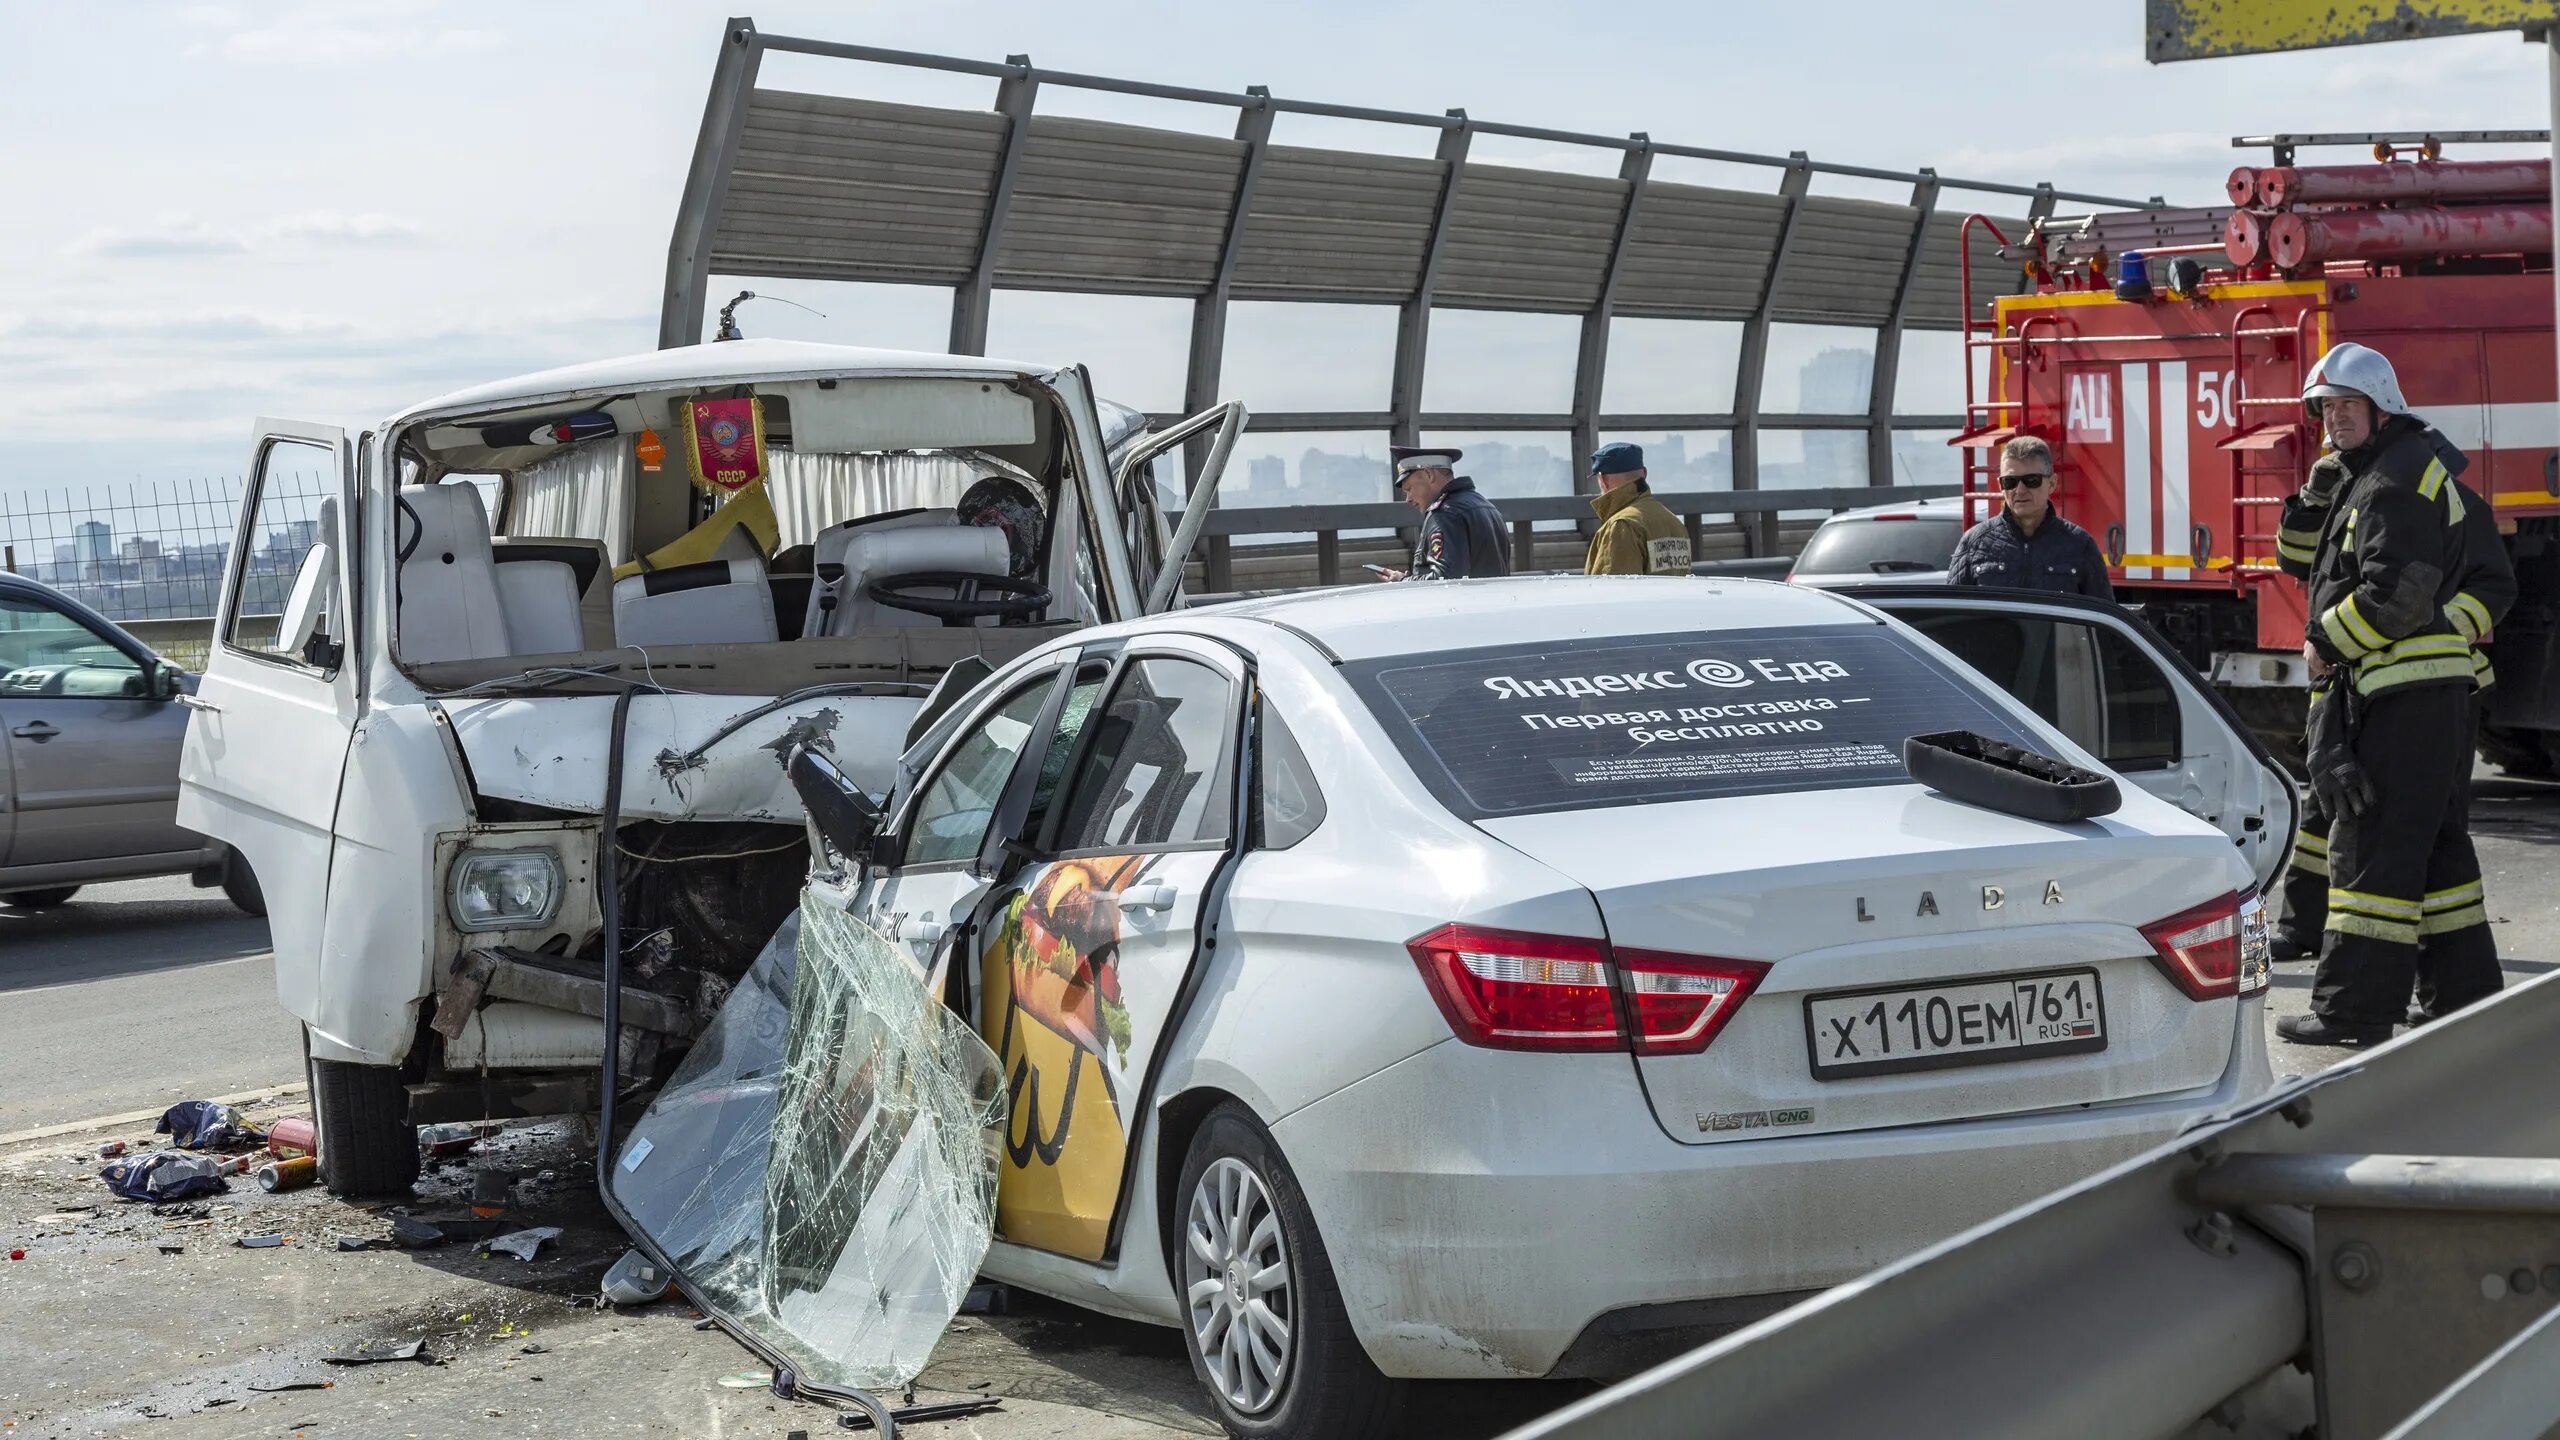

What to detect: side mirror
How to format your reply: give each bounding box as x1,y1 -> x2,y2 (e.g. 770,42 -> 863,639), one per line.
786,744 -> 883,865
154,661 -> 185,702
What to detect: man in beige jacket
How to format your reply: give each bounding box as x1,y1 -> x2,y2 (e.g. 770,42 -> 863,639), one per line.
1583,443 -> 1691,576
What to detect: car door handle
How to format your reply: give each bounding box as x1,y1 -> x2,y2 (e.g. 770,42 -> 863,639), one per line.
1117,882 -> 1178,913
177,694 -> 221,714
10,721 -> 57,742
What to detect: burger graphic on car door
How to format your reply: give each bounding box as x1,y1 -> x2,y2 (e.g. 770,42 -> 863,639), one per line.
979,852 -> 1149,1259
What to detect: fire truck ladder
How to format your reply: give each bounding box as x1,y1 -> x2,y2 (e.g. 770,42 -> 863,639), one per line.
2221,302 -> 2322,581
1953,214 -> 2029,528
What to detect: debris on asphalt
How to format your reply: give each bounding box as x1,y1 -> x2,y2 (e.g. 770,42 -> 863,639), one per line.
157,1243 -> 185,1255
520,1343 -> 547,1355
334,1235 -> 371,1252
235,1233 -> 290,1248
388,1216 -> 447,1249
715,1371 -> 772,1389
483,1226 -> 561,1261
837,1399 -> 1003,1431
256,1156 -> 319,1193
469,1168 -> 514,1215
150,1201 -> 212,1220
264,1116 -> 318,1156
324,1339 -> 430,1366
417,1122 -> 499,1160
156,1100 -> 265,1151
100,1150 -> 231,1202
7,1249 -> 22,1261
97,1140 -> 126,1158
247,1381 -> 335,1393
960,1282 -> 1009,1316
600,1249 -> 674,1305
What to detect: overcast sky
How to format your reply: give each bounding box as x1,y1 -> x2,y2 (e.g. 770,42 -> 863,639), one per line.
0,0 -> 2549,494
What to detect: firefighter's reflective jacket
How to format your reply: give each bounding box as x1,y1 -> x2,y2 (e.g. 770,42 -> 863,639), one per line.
2294,417 -> 2483,697
2282,424 -> 2514,690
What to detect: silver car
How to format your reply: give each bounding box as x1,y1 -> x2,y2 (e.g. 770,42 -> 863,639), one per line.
1786,495 -> 1968,589
0,573 -> 258,913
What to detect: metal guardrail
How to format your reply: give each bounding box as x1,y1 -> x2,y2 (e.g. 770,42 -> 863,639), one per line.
1175,484 -> 1957,589
1501,968 -> 2560,1440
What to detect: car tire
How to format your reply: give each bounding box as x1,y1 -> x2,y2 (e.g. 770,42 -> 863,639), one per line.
311,1056 -> 418,1197
220,854 -> 266,917
1173,1103 -> 1404,1440
0,887 -> 81,911
2477,723 -> 2555,779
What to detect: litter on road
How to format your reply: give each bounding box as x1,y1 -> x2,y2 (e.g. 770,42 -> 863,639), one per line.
155,1100 -> 265,1151
235,1233 -> 288,1248
100,1150 -> 231,1202
483,1225 -> 561,1261
324,1339 -> 431,1366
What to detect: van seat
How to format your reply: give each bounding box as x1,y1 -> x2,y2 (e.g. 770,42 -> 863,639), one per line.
612,557 -> 778,648
805,511 -> 1010,636
490,539 -> 606,655
397,484 -> 510,664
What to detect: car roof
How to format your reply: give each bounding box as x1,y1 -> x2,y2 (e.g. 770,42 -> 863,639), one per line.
1820,494 -> 1968,524
1198,574 -> 1877,661
389,338 -> 1064,424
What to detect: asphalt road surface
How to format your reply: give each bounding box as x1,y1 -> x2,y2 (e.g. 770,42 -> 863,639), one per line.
0,875 -> 295,1135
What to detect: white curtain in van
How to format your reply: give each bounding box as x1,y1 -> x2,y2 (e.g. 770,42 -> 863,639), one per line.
507,437 -> 635,562
764,452 -> 982,550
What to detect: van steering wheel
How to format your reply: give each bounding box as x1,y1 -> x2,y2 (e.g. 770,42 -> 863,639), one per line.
866,571 -> 1052,626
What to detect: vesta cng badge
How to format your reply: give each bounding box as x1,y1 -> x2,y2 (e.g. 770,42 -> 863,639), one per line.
1855,880 -> 2063,921
1698,1108 -> 1815,1134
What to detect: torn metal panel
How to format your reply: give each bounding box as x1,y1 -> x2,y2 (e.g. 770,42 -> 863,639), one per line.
445,693 -> 921,821
433,947 -> 695,1041
607,896 -> 1006,1393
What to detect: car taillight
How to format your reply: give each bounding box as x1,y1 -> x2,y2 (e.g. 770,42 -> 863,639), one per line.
1407,924 -> 1766,1055
1619,949 -> 1767,1055
2141,893 -> 2268,1001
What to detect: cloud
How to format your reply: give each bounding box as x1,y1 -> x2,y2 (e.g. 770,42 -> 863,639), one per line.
0,309 -> 355,345
68,216 -> 249,259
61,210 -> 428,261
263,211 -> 425,245
220,21 -> 501,65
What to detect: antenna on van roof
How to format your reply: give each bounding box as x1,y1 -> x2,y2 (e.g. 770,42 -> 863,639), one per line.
711,290 -> 828,341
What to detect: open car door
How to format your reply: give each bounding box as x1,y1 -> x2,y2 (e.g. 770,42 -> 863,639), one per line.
1114,402 -> 1246,614
177,419 -> 360,1044
1862,587 -> 2296,893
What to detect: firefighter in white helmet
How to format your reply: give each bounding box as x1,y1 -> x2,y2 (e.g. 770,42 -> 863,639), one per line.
2274,342 -> 2508,1046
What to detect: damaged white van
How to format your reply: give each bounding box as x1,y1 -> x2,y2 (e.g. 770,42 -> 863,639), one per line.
179,338 -> 1237,1196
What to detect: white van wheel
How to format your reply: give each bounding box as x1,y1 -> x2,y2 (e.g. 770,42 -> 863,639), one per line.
312,1057 -> 418,1197
220,854 -> 265,917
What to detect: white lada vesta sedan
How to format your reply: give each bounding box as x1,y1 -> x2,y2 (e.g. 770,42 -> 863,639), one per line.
644,575 -> 2292,1440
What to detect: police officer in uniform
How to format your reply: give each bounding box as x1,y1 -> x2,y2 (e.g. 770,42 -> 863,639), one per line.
1583,442 -> 1693,576
1373,446 -> 1511,581
2274,343 -> 2500,1047
2272,405 -> 2512,1030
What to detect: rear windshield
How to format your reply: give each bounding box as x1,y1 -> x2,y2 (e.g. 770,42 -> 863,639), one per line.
1345,624 -> 2040,819
1793,515 -> 1962,577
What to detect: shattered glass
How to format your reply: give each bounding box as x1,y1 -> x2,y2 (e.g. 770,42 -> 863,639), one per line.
608,893 -> 1006,1392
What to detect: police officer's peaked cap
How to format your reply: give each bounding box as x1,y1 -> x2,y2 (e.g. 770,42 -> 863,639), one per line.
1389,446 -> 1462,491
1590,442 -> 1644,475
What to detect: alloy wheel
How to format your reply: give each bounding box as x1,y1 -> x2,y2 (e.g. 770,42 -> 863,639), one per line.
1182,1155 -> 1293,1414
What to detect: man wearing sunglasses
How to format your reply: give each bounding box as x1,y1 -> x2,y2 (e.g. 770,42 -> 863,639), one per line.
1946,436 -> 2114,600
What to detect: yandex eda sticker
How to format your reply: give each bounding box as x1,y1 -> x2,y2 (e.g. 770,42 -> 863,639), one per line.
2066,371 -> 2114,443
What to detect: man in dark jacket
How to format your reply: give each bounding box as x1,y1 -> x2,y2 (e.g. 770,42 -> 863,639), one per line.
1946,436 -> 2115,600
1373,446 -> 1511,581
2274,343 -> 2496,1047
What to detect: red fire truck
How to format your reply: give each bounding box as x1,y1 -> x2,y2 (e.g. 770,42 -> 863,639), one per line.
1955,132 -> 2559,772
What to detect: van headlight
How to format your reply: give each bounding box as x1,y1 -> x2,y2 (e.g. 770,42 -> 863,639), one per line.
448,848 -> 563,933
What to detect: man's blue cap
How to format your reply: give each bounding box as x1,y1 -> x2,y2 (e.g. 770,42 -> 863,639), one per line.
1590,442 -> 1644,475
